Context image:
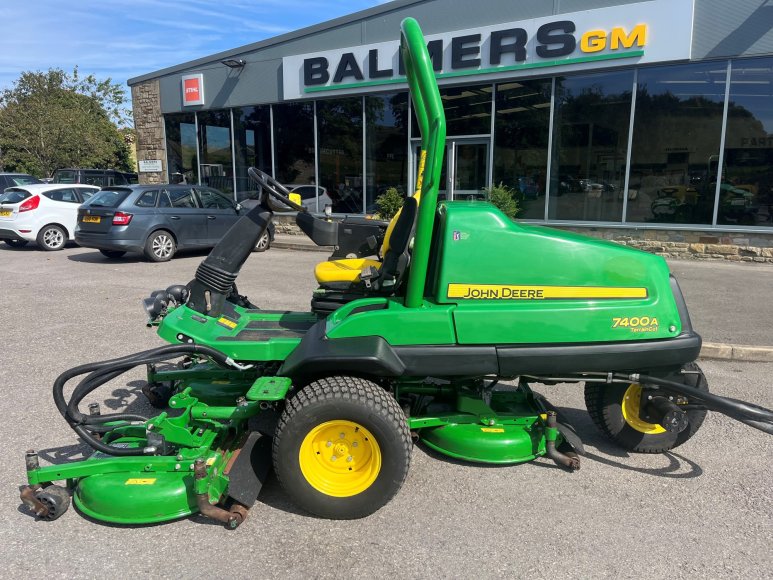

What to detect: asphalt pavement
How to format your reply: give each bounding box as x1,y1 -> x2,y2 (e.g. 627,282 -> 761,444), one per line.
0,244 -> 771,579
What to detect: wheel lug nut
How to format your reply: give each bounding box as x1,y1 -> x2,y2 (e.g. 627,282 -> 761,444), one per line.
331,455 -> 337,461
346,456 -> 353,462
352,442 -> 358,448
340,433 -> 345,439
326,441 -> 332,447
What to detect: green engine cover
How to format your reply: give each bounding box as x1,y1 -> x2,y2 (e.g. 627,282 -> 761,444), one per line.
433,202 -> 682,344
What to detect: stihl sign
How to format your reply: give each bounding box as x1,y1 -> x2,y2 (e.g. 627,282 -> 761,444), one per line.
181,74 -> 204,106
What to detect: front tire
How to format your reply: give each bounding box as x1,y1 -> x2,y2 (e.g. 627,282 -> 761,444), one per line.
37,225 -> 67,251
4,239 -> 28,248
273,376 -> 412,519
144,230 -> 176,262
584,362 -> 708,453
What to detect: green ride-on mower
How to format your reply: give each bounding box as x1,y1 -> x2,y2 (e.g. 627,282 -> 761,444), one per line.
21,18 -> 773,527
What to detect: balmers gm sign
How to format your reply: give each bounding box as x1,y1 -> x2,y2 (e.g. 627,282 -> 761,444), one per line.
283,0 -> 693,100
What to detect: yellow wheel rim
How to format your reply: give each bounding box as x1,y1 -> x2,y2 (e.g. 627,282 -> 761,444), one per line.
299,420 -> 381,497
621,384 -> 666,434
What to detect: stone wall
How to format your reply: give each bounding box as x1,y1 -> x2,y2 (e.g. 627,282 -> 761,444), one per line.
131,80 -> 166,185
559,226 -> 773,263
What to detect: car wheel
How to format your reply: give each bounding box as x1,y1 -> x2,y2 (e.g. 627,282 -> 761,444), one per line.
37,225 -> 67,251
99,249 -> 127,259
144,230 -> 176,262
253,231 -> 271,252
4,239 -> 28,248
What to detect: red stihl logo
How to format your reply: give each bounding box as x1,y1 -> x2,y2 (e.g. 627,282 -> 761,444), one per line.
183,78 -> 200,102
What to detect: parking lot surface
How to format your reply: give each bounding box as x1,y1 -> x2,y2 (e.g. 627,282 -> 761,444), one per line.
0,245 -> 771,579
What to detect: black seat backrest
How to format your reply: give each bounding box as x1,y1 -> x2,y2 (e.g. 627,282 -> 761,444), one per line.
379,196 -> 418,289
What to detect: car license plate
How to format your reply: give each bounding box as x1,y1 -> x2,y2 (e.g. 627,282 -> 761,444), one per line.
0,209 -> 11,217
82,215 -> 101,223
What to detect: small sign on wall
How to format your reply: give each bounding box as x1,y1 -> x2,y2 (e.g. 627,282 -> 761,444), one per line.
139,159 -> 163,172
181,73 -> 205,106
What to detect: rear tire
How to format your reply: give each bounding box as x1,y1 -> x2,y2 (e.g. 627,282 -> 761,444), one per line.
273,376 -> 411,519
584,362 -> 708,453
4,239 -> 28,248
37,225 -> 67,251
253,231 -> 270,252
144,230 -> 175,262
99,249 -> 127,259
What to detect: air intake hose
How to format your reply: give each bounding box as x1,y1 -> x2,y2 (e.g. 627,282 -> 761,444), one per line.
187,203 -> 272,318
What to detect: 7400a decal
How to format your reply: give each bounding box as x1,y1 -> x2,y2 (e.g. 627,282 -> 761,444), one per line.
612,316 -> 659,332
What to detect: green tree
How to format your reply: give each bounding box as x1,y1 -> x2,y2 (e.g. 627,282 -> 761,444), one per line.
375,187 -> 404,220
485,182 -> 520,219
0,68 -> 132,176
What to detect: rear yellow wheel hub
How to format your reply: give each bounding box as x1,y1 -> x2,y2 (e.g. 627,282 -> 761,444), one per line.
621,383 -> 666,434
299,420 -> 381,497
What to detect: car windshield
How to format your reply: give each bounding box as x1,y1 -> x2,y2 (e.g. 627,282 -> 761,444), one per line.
85,189 -> 131,208
10,175 -> 41,186
53,170 -> 77,184
0,189 -> 31,204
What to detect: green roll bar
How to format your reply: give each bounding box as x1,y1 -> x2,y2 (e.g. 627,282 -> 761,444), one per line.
400,17 -> 447,309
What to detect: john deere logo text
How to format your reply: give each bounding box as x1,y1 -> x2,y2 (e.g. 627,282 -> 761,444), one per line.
447,284 -> 648,300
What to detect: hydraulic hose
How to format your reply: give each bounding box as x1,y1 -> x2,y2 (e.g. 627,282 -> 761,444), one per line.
614,372 -> 773,434
53,343 -> 249,456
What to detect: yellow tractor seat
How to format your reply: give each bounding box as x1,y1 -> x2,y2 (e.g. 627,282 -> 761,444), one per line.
314,257 -> 381,285
313,191 -> 421,287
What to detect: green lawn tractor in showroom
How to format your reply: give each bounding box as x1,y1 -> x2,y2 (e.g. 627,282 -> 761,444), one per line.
21,18 -> 773,528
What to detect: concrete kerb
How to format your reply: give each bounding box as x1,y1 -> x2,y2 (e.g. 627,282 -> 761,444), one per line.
700,343 -> 773,363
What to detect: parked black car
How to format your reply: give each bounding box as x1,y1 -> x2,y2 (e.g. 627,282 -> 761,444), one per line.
75,184 -> 274,261
52,168 -> 138,187
0,173 -> 42,191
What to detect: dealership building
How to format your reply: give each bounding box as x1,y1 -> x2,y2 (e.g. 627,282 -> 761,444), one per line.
128,0 -> 773,257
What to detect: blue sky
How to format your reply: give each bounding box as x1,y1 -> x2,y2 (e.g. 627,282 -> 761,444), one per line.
0,0 -> 388,92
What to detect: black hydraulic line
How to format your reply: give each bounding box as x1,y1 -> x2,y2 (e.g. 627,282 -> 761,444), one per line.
82,413 -> 149,425
619,373 -> 773,423
614,372 -> 773,434
53,343 -> 248,456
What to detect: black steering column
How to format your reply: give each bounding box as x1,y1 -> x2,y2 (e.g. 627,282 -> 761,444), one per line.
187,167 -> 306,318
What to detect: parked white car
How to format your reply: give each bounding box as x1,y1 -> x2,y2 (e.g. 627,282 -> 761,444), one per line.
287,184 -> 332,213
0,184 -> 100,250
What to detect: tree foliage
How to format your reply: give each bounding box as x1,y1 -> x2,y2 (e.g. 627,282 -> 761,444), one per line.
485,182 -> 520,219
375,187 -> 404,220
0,68 -> 132,176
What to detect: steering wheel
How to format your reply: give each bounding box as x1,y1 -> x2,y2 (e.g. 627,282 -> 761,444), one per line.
248,167 -> 307,213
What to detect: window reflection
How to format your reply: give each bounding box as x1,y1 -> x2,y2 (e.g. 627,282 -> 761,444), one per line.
317,98 -> 363,214
413,85 -> 492,136
549,70 -> 633,222
273,102 -> 316,207
494,79 -> 551,219
627,62 -> 727,224
197,111 -> 233,194
720,58 -> 773,226
164,113 -> 197,185
233,106 -> 271,200
366,93 -> 408,213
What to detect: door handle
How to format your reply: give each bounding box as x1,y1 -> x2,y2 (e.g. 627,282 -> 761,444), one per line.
207,215 -> 216,220
170,216 -> 181,220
